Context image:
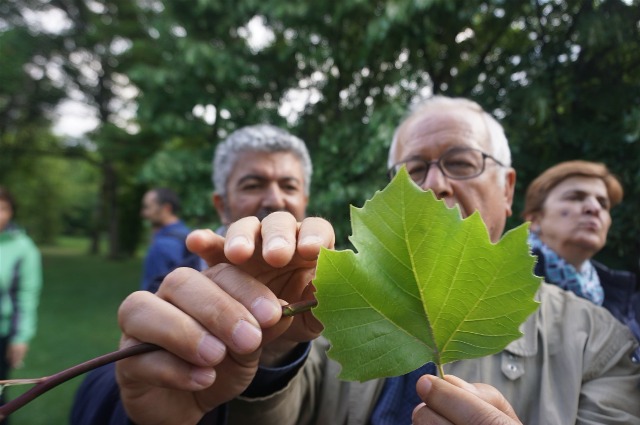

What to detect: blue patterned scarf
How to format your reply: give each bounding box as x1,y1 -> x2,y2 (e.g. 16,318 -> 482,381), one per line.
528,232 -> 604,305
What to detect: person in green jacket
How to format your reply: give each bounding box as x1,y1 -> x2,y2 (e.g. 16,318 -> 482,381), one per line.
0,187 -> 42,409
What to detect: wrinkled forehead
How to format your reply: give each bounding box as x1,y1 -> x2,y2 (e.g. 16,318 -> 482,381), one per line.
392,108 -> 491,162
229,150 -> 305,180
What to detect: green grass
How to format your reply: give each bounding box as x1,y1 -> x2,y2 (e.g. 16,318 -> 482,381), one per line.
6,237 -> 141,424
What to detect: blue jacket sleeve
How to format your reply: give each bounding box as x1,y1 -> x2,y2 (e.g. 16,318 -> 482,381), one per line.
70,364 -> 133,425
70,363 -> 226,425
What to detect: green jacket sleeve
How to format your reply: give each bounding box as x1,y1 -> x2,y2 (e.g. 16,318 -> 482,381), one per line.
12,237 -> 42,344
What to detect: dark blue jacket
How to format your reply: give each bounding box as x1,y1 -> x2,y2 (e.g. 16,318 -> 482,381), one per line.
70,364 -> 226,424
141,221 -> 198,292
532,248 -> 640,355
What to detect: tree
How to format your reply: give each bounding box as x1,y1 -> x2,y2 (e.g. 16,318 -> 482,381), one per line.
122,0 -> 640,270
3,0 -> 639,269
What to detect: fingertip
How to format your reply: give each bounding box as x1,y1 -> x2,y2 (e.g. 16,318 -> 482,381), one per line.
251,296 -> 282,326
412,403 -> 426,420
297,217 -> 336,259
197,334 -> 227,365
225,217 -> 261,263
191,367 -> 216,388
416,374 -> 434,393
231,319 -> 263,354
226,235 -> 254,260
186,228 -> 216,248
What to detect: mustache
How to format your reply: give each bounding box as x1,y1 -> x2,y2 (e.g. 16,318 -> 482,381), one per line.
255,208 -> 289,221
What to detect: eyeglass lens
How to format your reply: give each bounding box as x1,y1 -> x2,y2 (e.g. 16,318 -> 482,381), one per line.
398,149 -> 486,183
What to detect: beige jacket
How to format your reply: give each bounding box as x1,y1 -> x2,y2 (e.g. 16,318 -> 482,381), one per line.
229,284 -> 640,425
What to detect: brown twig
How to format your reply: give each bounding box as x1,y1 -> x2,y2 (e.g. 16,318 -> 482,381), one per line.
0,300 -> 318,418
282,299 -> 317,316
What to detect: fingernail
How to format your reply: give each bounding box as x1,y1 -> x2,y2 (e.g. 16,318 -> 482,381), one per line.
197,334 -> 226,364
251,297 -> 281,324
300,235 -> 322,246
232,319 -> 262,352
228,235 -> 251,249
416,375 -> 433,394
266,236 -> 288,251
191,367 -> 216,387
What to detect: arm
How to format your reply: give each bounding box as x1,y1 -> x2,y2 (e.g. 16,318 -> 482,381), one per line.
577,311 -> 640,423
141,237 -> 184,292
9,238 -> 42,368
115,213 -> 334,424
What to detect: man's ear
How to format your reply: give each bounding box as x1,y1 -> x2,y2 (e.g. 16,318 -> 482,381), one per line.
212,192 -> 229,225
503,168 -> 517,218
161,202 -> 173,217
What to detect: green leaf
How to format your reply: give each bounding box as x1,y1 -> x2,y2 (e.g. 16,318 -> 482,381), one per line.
312,168 -> 541,381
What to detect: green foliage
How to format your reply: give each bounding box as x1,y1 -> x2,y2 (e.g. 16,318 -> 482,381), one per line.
313,170 -> 541,381
137,144 -> 216,225
2,153 -> 99,244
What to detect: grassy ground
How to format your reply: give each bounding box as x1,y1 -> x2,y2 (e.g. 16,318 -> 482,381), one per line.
6,238 -> 141,424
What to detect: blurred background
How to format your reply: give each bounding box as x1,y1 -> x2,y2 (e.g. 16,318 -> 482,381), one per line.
1,0 -> 640,422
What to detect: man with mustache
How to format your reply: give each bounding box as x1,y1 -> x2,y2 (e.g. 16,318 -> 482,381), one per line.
211,124 -> 310,234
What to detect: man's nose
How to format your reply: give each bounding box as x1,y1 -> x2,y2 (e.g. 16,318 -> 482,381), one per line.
420,165 -> 453,199
262,184 -> 287,208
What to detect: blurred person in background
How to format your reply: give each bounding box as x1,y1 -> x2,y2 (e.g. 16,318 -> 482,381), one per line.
0,186 -> 42,420
139,187 -> 194,292
522,160 -> 640,359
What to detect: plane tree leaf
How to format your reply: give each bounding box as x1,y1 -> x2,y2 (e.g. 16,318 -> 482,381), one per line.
312,168 -> 541,381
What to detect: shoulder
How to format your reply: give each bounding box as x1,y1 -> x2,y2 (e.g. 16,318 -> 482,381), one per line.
592,260 -> 638,290
537,283 -> 637,365
3,229 -> 38,252
538,282 -> 625,327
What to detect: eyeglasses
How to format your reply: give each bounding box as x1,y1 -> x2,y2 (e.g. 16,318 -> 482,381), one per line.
388,147 -> 505,185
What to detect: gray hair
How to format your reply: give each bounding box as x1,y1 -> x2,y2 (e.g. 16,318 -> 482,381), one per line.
388,95 -> 512,185
212,124 -> 312,197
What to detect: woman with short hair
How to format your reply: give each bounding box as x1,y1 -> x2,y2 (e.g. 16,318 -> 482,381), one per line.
522,160 -> 639,358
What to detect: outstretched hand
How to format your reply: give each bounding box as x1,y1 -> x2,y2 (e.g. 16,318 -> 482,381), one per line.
116,213 -> 334,425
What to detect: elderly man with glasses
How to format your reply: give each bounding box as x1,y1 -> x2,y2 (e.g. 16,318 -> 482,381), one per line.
72,96 -> 639,425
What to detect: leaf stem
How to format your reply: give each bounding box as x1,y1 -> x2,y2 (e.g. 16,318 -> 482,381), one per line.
437,363 -> 445,378
281,299 -> 317,316
0,301 -> 317,418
